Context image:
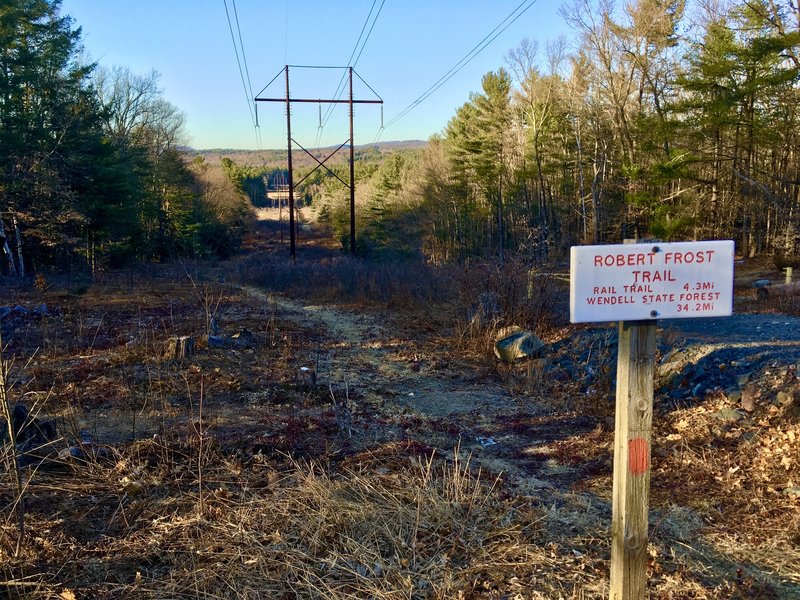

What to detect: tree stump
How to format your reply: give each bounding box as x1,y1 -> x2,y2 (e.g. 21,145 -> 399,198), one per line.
164,336 -> 194,360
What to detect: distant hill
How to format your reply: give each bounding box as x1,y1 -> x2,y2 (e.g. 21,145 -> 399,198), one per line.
357,140 -> 428,150
189,140 -> 427,168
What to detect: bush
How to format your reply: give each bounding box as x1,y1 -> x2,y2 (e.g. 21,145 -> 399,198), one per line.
774,253 -> 799,270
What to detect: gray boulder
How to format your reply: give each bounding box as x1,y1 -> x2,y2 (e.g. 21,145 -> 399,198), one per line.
1,403 -> 59,468
494,326 -> 545,362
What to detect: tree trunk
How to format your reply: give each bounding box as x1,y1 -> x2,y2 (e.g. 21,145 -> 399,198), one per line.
497,175 -> 504,264
11,214 -> 24,277
575,114 -> 588,241
0,217 -> 19,277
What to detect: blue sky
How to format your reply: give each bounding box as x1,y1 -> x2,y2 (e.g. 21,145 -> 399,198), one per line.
60,1 -> 572,150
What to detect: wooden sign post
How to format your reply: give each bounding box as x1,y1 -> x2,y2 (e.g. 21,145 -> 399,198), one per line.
610,318 -> 656,598
569,240 -> 734,599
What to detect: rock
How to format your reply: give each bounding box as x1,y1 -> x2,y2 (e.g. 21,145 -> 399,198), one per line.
657,360 -> 682,378
493,327 -> 545,362
741,383 -> 759,412
2,402 -> 60,468
660,349 -> 681,364
558,360 -> 577,379
208,330 -> 255,350
56,440 -> 113,465
691,365 -> 706,382
668,388 -> 686,400
0,403 -> 24,443
727,390 -> 742,404
714,407 -> 744,423
231,329 -> 255,346
16,438 -> 59,468
207,335 -> 231,349
736,373 -> 751,386
785,486 -> 800,498
758,282 -> 800,299
11,403 -> 55,444
663,371 -> 683,389
58,446 -> 86,463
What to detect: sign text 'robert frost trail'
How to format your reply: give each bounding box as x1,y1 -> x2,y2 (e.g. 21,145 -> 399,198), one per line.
570,240 -> 735,323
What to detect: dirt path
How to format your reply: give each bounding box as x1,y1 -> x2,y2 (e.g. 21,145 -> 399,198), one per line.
243,287 -> 611,495
247,286 -> 516,416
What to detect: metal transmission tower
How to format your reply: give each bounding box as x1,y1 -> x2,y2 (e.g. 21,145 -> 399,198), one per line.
255,65 -> 383,258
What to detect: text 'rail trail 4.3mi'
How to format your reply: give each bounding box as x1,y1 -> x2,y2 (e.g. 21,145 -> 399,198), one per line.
569,240 -> 735,323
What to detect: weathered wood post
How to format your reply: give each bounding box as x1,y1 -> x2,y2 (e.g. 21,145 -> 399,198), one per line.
610,318 -> 656,598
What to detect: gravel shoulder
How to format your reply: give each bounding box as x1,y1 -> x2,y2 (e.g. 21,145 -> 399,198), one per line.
662,312 -> 800,344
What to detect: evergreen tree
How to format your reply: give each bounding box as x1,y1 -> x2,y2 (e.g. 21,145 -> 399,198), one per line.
0,0 -> 101,272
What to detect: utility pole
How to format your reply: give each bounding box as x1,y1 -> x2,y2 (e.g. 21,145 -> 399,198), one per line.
285,66 -> 296,258
278,173 -> 284,244
349,67 -> 356,255
256,65 -> 382,258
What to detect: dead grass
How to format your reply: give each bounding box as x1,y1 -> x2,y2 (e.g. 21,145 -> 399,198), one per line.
1,440 -> 599,599
1,252 -> 799,598
233,252 -> 453,311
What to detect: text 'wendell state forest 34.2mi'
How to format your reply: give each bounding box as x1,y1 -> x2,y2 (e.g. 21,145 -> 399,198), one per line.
569,240 -> 735,323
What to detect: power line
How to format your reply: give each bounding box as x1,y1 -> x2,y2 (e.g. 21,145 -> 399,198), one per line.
223,0 -> 254,124
352,0 -> 385,67
223,0 -> 260,148
339,2 -> 384,99
315,0 -> 378,145
232,0 -> 263,149
316,0 -> 386,146
379,0 -> 535,137
346,0 -> 379,68
232,0 -> 254,99
375,0 -> 538,142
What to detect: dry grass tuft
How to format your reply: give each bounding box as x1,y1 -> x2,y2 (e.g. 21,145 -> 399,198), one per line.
1,442 -> 569,599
